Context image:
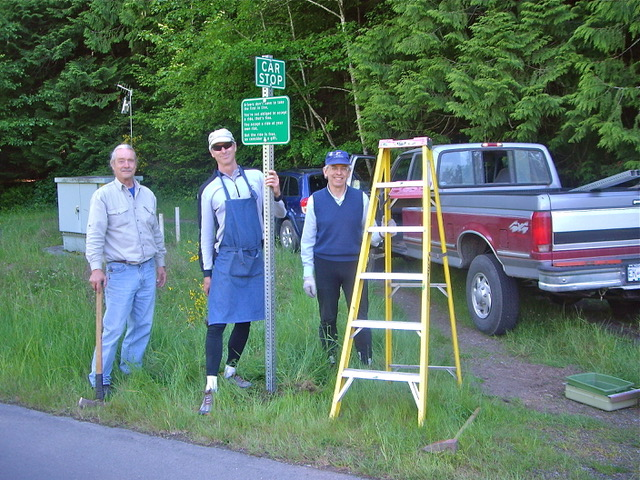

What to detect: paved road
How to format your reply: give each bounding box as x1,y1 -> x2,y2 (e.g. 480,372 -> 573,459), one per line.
0,403 -> 368,480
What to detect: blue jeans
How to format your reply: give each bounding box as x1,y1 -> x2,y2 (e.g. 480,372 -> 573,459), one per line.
89,259 -> 157,387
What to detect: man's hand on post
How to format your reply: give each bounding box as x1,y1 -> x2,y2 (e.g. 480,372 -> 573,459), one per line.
265,170 -> 281,198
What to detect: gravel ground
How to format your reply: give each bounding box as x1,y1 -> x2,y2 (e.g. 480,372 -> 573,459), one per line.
394,288 -> 640,479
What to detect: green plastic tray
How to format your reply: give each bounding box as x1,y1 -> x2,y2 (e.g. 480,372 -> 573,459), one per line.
565,385 -> 640,411
566,372 -> 633,396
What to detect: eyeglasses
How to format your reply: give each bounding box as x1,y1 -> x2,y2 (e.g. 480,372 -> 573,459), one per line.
211,142 -> 234,151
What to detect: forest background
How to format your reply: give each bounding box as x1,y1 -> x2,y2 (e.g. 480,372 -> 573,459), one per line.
1,0 -> 638,207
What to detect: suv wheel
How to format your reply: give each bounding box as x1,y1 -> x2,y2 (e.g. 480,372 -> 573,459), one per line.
279,220 -> 300,252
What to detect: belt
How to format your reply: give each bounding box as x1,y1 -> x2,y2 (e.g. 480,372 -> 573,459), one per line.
111,259 -> 150,265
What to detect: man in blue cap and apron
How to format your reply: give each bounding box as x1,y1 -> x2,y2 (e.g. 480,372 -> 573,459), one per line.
197,128 -> 285,415
300,150 -> 383,366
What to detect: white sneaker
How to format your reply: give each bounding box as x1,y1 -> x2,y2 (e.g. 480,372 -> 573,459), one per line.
198,389 -> 214,415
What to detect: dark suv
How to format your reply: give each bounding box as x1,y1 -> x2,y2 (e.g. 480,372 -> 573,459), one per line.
276,155 -> 374,251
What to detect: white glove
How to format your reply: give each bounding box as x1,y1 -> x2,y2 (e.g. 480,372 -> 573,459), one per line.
303,276 -> 317,298
388,218 -> 398,237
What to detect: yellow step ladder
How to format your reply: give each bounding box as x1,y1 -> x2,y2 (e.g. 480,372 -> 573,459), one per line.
329,137 -> 462,426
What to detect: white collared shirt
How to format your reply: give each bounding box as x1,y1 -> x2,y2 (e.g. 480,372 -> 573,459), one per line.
85,178 -> 166,271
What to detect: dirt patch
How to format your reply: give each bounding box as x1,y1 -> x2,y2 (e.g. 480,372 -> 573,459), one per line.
458,323 -> 638,427
394,289 -> 639,428
393,289 -> 639,478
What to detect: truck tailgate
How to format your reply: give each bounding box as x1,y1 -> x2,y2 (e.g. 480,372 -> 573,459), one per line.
548,191 -> 640,260
539,190 -> 640,293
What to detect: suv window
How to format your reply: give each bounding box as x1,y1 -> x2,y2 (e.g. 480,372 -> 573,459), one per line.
282,175 -> 299,196
351,157 -> 374,193
308,173 -> 327,193
280,175 -> 290,195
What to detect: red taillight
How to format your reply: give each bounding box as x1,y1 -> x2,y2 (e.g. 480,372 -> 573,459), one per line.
300,197 -> 309,214
532,211 -> 551,253
481,142 -> 503,147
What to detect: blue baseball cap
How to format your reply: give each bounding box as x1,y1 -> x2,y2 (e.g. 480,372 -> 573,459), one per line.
325,150 -> 350,166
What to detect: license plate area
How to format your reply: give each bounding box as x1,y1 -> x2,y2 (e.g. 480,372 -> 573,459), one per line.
627,263 -> 640,283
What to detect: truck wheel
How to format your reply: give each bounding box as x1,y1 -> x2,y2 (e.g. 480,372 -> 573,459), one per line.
466,254 -> 519,335
279,220 -> 300,252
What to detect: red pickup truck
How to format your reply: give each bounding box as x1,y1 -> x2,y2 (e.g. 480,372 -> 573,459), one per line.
387,142 -> 640,334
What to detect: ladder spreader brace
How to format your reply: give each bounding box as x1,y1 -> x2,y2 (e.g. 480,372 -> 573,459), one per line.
329,137 -> 463,426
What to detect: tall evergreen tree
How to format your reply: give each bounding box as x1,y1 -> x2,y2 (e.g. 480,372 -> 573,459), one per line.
556,0 -> 640,180
0,0 -> 139,184
352,0 -> 637,183
446,0 -> 576,144
352,0 -> 470,146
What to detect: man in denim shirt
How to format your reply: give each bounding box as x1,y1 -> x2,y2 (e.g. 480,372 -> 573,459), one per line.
85,144 -> 167,396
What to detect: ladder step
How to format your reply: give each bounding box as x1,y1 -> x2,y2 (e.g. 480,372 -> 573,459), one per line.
351,320 -> 424,331
378,137 -> 431,149
342,368 -> 421,383
375,180 -> 425,189
368,226 -> 424,233
391,282 -> 422,289
360,272 -> 423,281
390,364 -> 458,374
389,282 -> 447,289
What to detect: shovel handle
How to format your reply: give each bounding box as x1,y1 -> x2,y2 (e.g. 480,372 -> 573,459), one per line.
95,288 -> 104,400
453,407 -> 481,440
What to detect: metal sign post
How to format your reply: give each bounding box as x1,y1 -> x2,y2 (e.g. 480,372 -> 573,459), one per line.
260,55 -> 276,394
262,122 -> 276,393
243,55 -> 289,393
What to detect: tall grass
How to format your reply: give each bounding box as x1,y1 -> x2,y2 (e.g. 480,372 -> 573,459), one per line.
1,205 -> 638,480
